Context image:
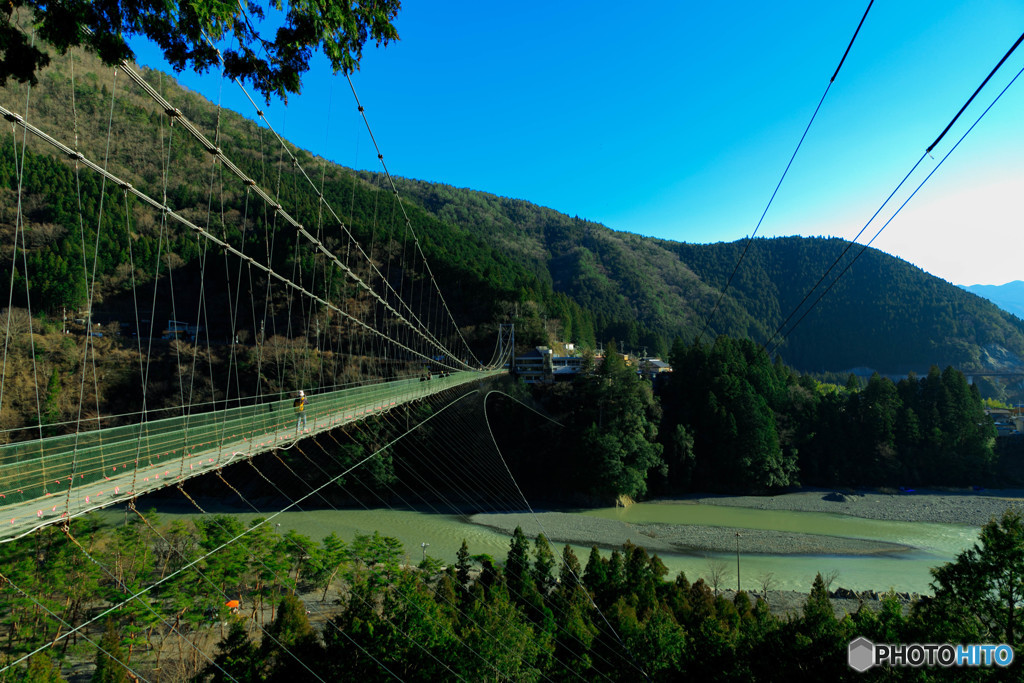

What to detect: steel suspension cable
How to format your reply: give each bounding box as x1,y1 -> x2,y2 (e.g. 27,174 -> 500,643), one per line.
0,102 -> 469,374
216,59 -> 468,369
289,391 -> 589,680
345,74 -> 484,367
481,389 -> 651,680
114,61 -> 473,372
0,569 -> 154,681
342,390 -> 634,678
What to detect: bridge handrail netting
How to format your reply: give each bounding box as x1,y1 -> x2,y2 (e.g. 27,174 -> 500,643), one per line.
0,371 -> 498,510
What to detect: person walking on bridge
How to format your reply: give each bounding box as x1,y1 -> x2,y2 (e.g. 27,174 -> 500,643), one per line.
294,390 -> 308,433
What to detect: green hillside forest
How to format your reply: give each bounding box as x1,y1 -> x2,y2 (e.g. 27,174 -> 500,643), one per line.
0,46 -> 1019,491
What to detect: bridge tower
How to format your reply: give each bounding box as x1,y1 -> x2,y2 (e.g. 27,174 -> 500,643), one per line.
499,323 -> 515,373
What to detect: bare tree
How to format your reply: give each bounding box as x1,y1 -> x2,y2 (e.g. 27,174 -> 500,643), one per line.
0,307 -> 33,336
759,572 -> 776,602
822,569 -> 840,592
706,559 -> 730,596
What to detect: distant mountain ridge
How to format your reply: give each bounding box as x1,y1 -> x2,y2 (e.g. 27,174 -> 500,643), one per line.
961,281 -> 1024,321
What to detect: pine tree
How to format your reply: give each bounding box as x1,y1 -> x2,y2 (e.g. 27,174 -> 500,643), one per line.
202,617 -> 260,683
455,539 -> 472,591
505,526 -> 532,598
18,653 -> 66,683
921,508 -> 1024,647
532,533 -> 557,593
261,594 -> 322,682
91,619 -> 129,683
583,546 -> 607,606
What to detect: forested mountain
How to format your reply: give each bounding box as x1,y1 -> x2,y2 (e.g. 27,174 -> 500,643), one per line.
3,48 -> 1023,389
670,239 -> 1024,373
392,178 -> 1024,374
0,50 -> 569,432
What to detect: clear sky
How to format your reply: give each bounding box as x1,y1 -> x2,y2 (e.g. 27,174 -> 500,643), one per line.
129,1 -> 1024,287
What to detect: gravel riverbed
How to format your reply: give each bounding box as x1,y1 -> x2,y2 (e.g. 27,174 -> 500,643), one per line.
470,488 -> 1024,558
680,487 -> 1024,527
469,511 -> 912,556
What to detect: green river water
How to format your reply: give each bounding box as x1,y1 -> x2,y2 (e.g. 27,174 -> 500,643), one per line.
97,499 -> 979,595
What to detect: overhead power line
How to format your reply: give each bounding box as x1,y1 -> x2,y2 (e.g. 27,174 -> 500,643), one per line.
765,31 -> 1024,355
697,0 -> 875,342
927,31 -> 1024,154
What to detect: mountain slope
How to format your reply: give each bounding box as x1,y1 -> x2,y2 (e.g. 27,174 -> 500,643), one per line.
392,178 -> 1024,374
668,238 -> 1024,373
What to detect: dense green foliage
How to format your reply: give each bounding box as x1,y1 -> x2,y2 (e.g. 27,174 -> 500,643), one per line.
662,337 -> 798,491
395,178 -> 1024,378
0,80 -> 537,343
91,619 -> 129,683
2,2 -> 399,101
918,509 -> 1024,648
509,337 -> 998,498
394,179 -> 750,358
658,337 -> 997,492
0,47 -> 562,431
5,511 -> 1024,681
566,341 -> 665,499
672,238 -> 1024,373
4,16 -> 1024,683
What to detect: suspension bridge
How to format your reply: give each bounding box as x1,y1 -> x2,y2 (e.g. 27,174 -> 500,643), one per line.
0,30 -> 558,671
0,370 -> 503,541
0,41 -> 513,544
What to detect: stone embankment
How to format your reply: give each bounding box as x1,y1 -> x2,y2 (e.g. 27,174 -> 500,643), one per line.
718,588 -> 918,620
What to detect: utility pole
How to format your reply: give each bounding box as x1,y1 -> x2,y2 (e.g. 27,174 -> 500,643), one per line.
735,532 -> 741,592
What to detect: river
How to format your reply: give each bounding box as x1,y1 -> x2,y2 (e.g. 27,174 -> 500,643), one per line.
96,497 -> 980,595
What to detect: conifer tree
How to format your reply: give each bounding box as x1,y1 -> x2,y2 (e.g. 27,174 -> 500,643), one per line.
532,533 -> 557,593
455,539 -> 472,590
91,619 -> 129,683
201,617 -> 260,683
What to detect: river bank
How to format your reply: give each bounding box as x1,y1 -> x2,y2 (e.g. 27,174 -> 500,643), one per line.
717,588 -> 916,620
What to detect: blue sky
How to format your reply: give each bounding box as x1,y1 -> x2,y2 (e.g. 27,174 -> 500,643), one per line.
129,1 -> 1024,286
